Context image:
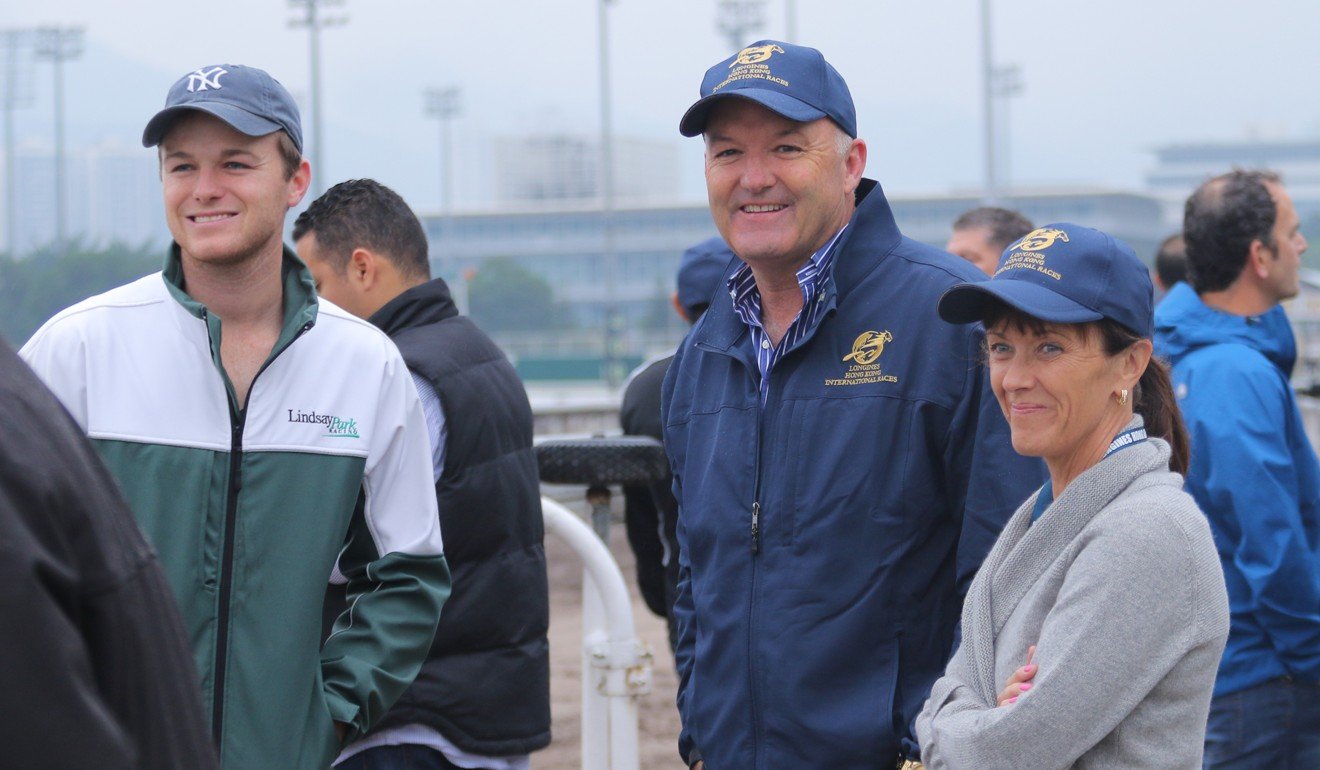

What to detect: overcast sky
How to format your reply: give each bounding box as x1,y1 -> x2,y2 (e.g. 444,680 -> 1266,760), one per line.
5,0 -> 1320,213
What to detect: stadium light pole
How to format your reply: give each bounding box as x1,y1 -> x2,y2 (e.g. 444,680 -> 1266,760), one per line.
785,0 -> 797,42
289,0 -> 346,196
598,0 -> 623,386
424,87 -> 461,219
33,25 -> 82,255
717,0 -> 767,52
1,29 -> 35,258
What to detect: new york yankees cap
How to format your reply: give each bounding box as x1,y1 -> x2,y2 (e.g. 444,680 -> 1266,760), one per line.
938,222 -> 1155,338
679,40 -> 857,138
142,64 -> 304,153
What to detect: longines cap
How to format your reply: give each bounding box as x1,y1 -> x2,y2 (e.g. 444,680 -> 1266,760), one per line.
142,64 -> 304,153
679,40 -> 857,138
937,222 -> 1155,338
677,236 -> 736,319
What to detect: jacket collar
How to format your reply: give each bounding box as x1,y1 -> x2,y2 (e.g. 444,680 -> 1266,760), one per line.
160,242 -> 319,409
368,278 -> 460,336
690,177 -> 901,357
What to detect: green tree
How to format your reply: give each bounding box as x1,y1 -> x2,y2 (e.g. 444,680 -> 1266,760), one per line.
0,240 -> 161,345
466,256 -> 564,332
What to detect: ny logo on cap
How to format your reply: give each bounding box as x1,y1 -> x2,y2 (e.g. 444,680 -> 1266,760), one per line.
187,67 -> 228,93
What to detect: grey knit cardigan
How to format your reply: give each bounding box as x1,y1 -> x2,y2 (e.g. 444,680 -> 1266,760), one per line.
916,418 -> 1229,769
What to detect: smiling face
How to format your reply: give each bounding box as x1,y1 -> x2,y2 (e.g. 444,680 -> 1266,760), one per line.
986,317 -> 1149,480
703,99 -> 864,277
160,111 -> 310,269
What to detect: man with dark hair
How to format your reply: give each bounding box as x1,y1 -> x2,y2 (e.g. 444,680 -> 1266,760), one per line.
295,178 -> 550,770
620,235 -> 732,653
947,206 -> 1035,276
21,65 -> 450,770
2,337 -> 218,770
664,41 -> 1041,768
1154,169 -> 1320,768
1153,232 -> 1187,292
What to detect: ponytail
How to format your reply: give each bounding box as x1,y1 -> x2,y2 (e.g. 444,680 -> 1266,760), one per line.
1134,356 -> 1189,476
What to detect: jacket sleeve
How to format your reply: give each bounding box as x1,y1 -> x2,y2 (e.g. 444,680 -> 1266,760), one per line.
320,348 -> 452,740
660,345 -> 702,767
916,511 -> 1217,769
945,328 -> 1046,595
1185,361 -> 1320,681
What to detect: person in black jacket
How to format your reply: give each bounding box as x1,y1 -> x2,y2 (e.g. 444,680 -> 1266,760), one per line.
294,179 -> 550,770
620,236 -> 733,654
0,336 -> 217,770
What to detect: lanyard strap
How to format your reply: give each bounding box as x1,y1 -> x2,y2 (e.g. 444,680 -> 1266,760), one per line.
1105,426 -> 1148,458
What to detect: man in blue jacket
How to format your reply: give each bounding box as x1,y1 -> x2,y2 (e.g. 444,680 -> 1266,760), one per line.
662,40 -> 1042,769
1154,170 -> 1320,768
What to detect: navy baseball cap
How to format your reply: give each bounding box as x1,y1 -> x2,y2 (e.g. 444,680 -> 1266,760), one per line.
937,223 -> 1154,338
677,236 -> 735,319
679,40 -> 857,138
142,64 -> 304,153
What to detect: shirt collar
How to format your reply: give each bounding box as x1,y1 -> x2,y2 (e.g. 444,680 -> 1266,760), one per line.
726,225 -> 848,322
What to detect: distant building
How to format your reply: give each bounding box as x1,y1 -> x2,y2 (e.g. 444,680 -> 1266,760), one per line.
2,140 -> 162,257
1146,139 -> 1320,220
491,133 -> 682,204
421,187 -> 1165,381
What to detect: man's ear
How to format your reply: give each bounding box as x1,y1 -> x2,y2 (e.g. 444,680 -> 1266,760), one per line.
1247,237 -> 1275,280
349,248 -> 377,290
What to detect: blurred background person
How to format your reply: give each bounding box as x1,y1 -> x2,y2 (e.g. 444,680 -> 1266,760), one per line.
620,235 -> 733,655
1153,233 -> 1187,297
1154,170 -> 1320,769
947,206 -> 1036,276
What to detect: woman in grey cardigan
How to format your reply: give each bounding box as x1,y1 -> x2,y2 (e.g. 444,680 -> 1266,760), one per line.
915,223 -> 1229,769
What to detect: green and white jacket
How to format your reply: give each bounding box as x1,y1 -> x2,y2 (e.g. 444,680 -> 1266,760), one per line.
21,246 -> 452,770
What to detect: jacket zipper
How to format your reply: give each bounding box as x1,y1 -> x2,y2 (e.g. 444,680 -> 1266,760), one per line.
207,315 -> 313,747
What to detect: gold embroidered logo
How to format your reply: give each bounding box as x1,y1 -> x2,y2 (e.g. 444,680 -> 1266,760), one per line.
995,228 -> 1069,281
1015,228 -> 1070,252
731,44 -> 785,66
714,45 -> 790,92
827,330 -> 899,387
842,330 -> 892,365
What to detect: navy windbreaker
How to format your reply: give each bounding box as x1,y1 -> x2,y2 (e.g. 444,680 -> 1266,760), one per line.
661,179 -> 1044,768
1154,282 -> 1320,696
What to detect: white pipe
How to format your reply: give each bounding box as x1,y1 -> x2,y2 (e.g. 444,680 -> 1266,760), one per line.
542,497 -> 645,770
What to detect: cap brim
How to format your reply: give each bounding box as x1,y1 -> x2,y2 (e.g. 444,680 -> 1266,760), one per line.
142,102 -> 283,147
679,90 -> 828,137
938,280 -> 1104,327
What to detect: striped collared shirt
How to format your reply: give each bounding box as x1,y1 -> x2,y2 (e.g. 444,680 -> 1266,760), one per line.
727,226 -> 847,404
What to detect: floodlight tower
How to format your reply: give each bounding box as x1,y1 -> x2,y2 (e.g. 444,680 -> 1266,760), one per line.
1,29 -> 36,257
33,25 -> 83,254
717,0 -> 768,52
424,87 -> 461,218
289,0 -> 346,196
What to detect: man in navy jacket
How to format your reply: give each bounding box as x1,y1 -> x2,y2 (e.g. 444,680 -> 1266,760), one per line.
662,41 -> 1042,769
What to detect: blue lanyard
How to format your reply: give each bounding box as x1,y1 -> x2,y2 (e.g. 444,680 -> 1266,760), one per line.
1031,427 -> 1148,523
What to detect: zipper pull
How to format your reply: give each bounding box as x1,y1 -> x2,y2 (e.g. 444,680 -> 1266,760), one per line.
751,501 -> 761,554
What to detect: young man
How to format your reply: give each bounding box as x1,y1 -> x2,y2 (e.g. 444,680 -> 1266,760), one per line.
1155,170 -> 1320,768
294,178 -> 550,770
21,65 -> 450,770
663,41 -> 1041,768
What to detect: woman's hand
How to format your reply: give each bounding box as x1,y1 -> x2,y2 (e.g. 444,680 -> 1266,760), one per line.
996,645 -> 1036,707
